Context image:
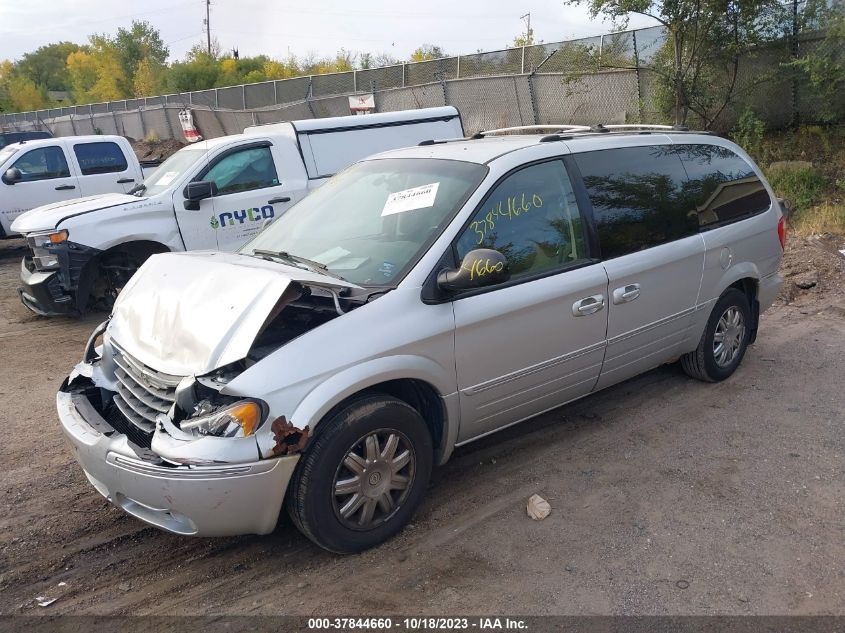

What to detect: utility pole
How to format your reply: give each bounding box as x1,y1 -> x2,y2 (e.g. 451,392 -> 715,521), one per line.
521,12 -> 531,45
205,0 -> 211,56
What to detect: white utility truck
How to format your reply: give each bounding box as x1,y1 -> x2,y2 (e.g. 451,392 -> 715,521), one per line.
1,135 -> 158,236
12,106 -> 464,315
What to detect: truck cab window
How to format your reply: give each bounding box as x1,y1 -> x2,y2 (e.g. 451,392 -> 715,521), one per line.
202,147 -> 279,195
11,147 -> 70,182
73,142 -> 128,175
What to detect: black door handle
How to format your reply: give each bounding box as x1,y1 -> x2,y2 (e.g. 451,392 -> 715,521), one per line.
55,185 -> 76,191
268,197 -> 290,204
117,178 -> 135,184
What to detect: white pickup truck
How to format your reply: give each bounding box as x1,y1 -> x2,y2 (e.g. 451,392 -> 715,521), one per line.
12,106 -> 464,316
1,135 -> 158,237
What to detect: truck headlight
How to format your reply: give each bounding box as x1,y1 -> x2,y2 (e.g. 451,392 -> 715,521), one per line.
33,253 -> 60,270
181,400 -> 263,438
27,229 -> 68,249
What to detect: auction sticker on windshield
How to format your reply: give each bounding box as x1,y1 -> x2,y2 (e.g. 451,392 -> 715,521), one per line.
381,182 -> 439,216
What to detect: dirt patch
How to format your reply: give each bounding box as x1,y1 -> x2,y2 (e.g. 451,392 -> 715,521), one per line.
130,138 -> 186,163
0,235 -> 843,616
777,233 -> 845,305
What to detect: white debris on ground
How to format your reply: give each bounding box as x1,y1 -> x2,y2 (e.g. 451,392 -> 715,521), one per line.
527,494 -> 551,521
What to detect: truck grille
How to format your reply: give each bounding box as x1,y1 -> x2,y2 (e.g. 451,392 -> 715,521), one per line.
111,345 -> 180,434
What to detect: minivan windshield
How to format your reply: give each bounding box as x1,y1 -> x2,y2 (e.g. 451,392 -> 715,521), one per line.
138,147 -> 208,197
242,158 -> 487,286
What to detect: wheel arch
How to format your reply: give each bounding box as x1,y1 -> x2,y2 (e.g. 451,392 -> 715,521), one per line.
281,356 -> 459,466
77,239 -> 171,311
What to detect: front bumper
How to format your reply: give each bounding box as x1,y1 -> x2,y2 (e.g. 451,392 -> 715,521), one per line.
18,240 -> 101,316
18,258 -> 76,316
57,389 -> 298,537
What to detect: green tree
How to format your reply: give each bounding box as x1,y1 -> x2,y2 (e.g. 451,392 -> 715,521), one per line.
564,0 -> 789,126
113,20 -> 169,93
133,57 -> 163,97
410,44 -> 447,62
788,4 -> 845,123
17,42 -> 80,92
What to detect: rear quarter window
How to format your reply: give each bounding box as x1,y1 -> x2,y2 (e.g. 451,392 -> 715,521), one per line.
73,142 -> 129,176
573,145 -> 697,259
674,144 -> 771,229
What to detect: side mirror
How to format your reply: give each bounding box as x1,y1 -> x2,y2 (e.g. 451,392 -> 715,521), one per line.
2,168 -> 22,185
437,248 -> 510,293
183,181 -> 218,210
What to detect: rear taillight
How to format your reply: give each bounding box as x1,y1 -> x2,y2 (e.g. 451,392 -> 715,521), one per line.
777,215 -> 786,251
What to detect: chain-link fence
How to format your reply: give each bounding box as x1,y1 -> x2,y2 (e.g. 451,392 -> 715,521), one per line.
1,23 -> 838,139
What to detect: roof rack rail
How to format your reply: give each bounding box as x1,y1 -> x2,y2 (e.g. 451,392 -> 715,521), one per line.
473,124 -> 592,138
418,137 -> 469,146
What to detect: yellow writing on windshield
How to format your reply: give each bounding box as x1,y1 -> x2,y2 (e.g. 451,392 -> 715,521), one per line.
461,257 -> 505,281
469,193 -> 543,245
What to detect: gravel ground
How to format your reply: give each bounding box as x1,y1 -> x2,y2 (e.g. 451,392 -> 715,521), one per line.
0,235 -> 843,616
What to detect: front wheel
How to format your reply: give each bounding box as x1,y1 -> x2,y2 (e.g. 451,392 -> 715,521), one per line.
286,395 -> 433,553
681,288 -> 751,382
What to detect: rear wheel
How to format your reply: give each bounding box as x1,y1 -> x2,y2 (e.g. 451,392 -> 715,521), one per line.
286,395 -> 433,553
681,288 -> 751,382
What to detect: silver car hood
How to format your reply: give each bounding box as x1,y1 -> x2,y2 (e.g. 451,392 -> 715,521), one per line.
108,250 -> 360,377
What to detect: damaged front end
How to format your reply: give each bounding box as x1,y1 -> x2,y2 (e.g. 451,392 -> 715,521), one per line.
58,334 -> 300,536
56,250 -> 366,536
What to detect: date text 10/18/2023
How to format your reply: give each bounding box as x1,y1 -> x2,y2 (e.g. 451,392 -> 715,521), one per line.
307,617 -> 529,630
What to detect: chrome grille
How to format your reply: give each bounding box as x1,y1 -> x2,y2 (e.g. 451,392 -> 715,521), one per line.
111,345 -> 180,434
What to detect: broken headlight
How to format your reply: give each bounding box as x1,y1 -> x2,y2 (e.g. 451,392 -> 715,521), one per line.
181,400 -> 264,438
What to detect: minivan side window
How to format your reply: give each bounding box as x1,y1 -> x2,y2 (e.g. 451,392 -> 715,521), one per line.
455,160 -> 589,278
202,146 -> 279,195
573,145 -> 695,260
11,146 -> 71,182
675,144 -> 771,229
73,142 -> 128,175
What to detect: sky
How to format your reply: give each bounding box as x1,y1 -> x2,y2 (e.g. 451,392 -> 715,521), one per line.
0,0 -> 659,64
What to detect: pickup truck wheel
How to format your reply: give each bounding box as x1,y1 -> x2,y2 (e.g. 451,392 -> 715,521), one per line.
286,395 -> 433,554
681,288 -> 751,382
89,250 -> 144,310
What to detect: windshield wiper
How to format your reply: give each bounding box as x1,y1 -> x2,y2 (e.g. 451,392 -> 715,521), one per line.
251,249 -> 348,282
129,183 -> 146,196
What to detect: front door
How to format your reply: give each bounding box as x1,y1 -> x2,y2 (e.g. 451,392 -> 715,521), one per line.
571,145 -> 706,390
204,144 -> 298,252
451,159 -> 609,443
1,145 -> 79,232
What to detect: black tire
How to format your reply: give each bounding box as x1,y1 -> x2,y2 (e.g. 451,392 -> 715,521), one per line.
286,394 -> 433,554
681,288 -> 751,382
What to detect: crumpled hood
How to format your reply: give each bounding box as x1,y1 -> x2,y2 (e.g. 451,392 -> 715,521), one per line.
11,193 -> 141,234
107,250 -> 360,377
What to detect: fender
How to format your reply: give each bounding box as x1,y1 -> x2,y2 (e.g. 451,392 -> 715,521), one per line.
688,261 -> 761,348
255,354 -> 460,462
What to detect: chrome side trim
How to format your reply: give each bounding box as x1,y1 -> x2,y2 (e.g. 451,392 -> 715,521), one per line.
606,306 -> 696,346
461,340 -> 607,396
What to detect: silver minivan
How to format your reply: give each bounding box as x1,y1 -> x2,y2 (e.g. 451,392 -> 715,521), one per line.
57,125 -> 785,553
